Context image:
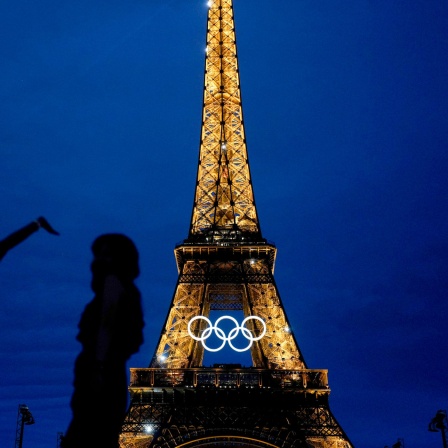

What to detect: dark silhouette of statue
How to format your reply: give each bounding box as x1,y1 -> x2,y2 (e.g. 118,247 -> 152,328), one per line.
0,216 -> 59,261
62,233 -> 145,448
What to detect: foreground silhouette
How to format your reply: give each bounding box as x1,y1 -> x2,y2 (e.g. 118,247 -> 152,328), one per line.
0,217 -> 59,261
62,234 -> 145,448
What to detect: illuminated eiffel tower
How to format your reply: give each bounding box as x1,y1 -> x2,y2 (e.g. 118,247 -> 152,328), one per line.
120,1 -> 353,447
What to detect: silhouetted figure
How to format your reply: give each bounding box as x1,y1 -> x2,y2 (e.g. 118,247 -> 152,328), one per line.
62,234 -> 145,448
0,216 -> 59,261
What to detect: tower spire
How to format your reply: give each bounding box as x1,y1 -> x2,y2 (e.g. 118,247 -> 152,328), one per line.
190,0 -> 260,240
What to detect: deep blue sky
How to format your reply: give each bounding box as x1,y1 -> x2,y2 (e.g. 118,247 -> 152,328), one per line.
1,1 -> 448,447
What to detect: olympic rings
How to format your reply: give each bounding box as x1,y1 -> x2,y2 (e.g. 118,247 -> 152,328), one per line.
187,315 -> 267,352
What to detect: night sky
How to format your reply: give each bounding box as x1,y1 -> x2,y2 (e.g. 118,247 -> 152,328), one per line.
1,1 -> 448,447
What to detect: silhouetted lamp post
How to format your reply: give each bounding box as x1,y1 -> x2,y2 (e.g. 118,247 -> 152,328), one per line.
15,404 -> 35,448
429,409 -> 448,448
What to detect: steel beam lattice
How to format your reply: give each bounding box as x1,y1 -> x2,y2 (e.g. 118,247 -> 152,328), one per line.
120,1 -> 354,448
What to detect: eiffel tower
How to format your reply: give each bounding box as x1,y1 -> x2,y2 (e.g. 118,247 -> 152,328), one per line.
120,1 -> 353,447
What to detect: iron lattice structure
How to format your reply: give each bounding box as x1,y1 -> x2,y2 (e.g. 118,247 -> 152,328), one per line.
120,1 -> 353,448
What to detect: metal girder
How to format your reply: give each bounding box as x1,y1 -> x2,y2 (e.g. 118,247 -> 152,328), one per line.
150,247 -> 306,370
120,376 -> 351,448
